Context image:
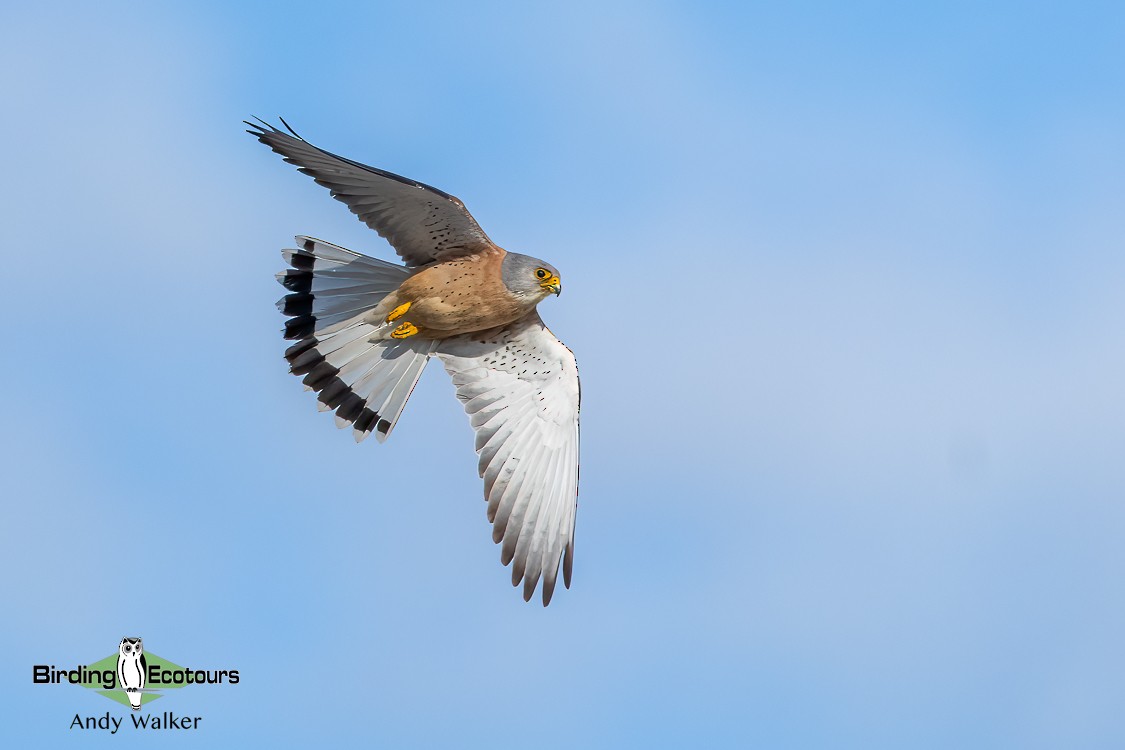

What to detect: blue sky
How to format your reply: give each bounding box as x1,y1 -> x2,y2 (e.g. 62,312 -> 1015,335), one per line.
2,1 -> 1123,747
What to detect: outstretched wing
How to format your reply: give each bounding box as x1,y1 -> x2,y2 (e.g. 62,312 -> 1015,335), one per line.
435,312 -> 580,606
246,118 -> 495,266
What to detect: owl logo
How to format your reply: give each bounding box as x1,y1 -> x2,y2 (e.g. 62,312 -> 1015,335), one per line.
117,637 -> 146,710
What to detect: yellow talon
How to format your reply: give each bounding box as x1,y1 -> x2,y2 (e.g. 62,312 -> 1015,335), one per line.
390,322 -> 419,339
386,301 -> 412,322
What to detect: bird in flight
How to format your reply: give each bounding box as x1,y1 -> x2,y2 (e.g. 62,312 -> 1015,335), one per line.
247,118 -> 580,605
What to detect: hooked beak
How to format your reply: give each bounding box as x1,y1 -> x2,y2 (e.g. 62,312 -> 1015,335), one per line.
540,275 -> 561,296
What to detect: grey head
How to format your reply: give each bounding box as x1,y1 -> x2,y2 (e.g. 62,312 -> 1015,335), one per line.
501,252 -> 562,299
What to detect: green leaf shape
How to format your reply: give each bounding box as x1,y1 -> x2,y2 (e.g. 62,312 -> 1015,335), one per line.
78,652 -> 189,706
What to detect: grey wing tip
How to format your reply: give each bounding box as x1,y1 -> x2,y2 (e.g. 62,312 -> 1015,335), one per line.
563,542 -> 574,588
244,116 -> 275,134
522,571 -> 542,603
244,116 -> 305,142
542,555 -> 564,605
277,116 -> 303,139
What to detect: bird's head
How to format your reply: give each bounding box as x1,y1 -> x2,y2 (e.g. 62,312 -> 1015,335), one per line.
501,252 -> 562,299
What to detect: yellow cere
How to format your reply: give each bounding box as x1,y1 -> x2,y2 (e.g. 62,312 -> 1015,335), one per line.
539,274 -> 562,294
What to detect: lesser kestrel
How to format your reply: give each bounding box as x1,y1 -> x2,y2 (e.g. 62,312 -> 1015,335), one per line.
248,119 -> 580,605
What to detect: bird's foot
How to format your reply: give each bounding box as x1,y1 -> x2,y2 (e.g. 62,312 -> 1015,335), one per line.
385,301 -> 412,322
390,322 -> 419,339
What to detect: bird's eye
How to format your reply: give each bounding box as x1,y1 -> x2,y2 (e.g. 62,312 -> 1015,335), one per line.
535,268 -> 548,279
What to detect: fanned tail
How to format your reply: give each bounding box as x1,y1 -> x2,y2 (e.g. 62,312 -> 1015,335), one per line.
277,236 -> 434,442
